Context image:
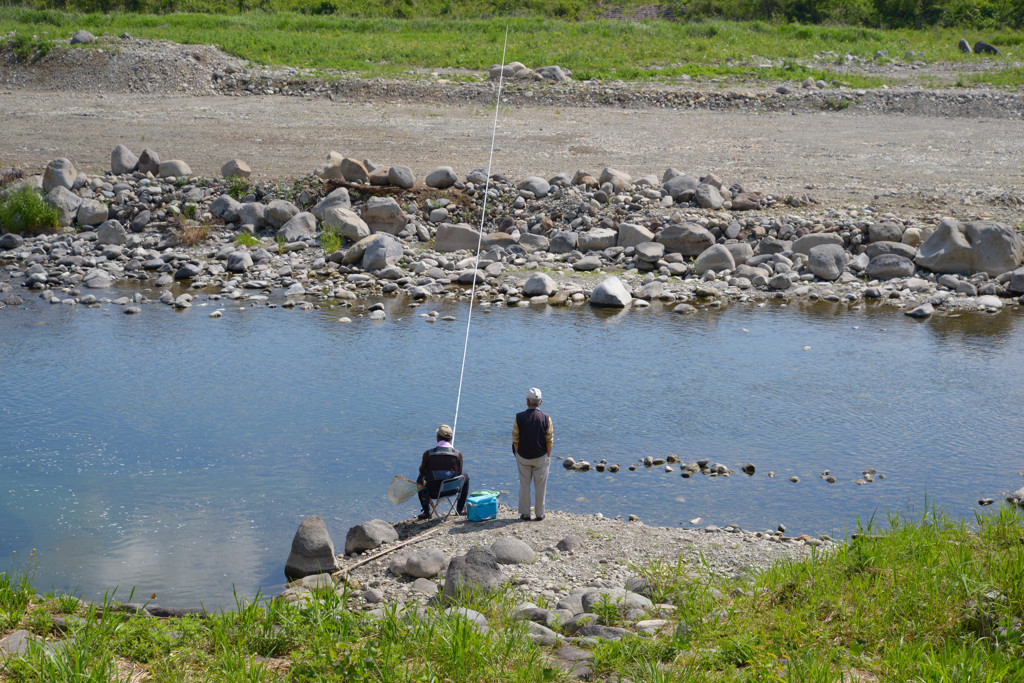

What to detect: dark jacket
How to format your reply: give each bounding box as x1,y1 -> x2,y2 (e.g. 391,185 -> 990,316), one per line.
419,444 -> 463,481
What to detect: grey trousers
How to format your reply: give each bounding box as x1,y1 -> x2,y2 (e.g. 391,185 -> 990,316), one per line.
516,454 -> 550,518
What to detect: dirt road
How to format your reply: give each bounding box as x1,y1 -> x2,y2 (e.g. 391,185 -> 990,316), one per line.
2,89 -> 1023,216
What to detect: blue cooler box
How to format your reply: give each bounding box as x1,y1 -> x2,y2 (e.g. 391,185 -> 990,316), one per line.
466,494 -> 497,522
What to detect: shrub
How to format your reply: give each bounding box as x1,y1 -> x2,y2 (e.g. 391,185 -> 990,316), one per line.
320,225 -> 341,254
174,219 -> 213,246
235,232 -> 259,247
0,186 -> 61,235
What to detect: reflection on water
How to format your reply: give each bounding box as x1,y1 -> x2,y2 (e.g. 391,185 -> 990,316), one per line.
1,294 -> 1023,608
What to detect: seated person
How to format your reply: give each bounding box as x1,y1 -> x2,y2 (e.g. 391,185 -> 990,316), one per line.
417,424 -> 470,520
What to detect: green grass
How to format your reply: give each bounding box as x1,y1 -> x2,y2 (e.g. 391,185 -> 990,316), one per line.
1,9 -> 1022,86
320,225 -> 342,253
0,186 -> 61,235
2,507 -> 1023,680
235,231 -> 259,247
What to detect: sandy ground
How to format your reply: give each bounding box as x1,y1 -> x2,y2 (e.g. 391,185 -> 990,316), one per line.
2,89 -> 1023,217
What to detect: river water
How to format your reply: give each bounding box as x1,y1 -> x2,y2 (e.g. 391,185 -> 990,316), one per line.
2,293 -> 1022,608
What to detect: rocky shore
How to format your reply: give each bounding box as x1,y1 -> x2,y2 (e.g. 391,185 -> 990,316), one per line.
2,143 -> 1024,318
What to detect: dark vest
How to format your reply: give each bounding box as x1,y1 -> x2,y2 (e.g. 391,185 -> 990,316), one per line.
516,408 -> 550,459
423,445 -> 461,480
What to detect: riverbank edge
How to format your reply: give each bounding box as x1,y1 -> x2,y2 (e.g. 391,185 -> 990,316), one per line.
2,505 -> 1022,681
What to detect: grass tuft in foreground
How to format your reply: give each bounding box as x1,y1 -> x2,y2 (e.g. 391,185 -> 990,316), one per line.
0,187 -> 61,235
1,507 -> 1023,681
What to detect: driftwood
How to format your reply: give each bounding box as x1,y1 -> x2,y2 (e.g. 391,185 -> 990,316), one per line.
334,524 -> 444,577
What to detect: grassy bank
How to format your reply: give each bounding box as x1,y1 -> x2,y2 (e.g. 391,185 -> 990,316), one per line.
1,9 -> 1022,85
2,506 -> 1023,681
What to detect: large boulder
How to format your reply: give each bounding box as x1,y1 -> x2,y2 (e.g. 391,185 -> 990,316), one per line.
518,176 -> 550,198
548,230 -> 578,254
266,199 -> 300,229
362,234 -> 404,270
915,219 -> 1024,277
425,166 -> 458,189
617,222 -> 654,248
581,588 -> 653,613
662,174 -> 699,202
590,276 -> 632,308
111,145 -> 139,175
869,221 -> 904,243
723,241 -> 753,266
221,159 -> 251,179
76,199 -> 109,226
236,202 -> 267,230
792,232 -> 843,256
340,157 -> 368,183
285,515 -> 342,580
598,167 -> 632,193
656,222 -> 714,256
808,243 -> 848,281
387,165 -> 415,189
83,269 -> 115,288
312,187 -> 351,221
578,228 -> 617,252
226,249 -> 254,273
210,194 -> 242,223
42,158 -> 76,192
344,519 -> 398,555
323,207 -> 369,242
491,538 -> 536,565
404,548 -> 450,578
158,160 -> 192,178
694,244 -> 735,273
363,197 -> 406,235
96,220 -> 127,246
46,186 -> 81,226
435,223 -> 481,252
442,546 -> 503,604
694,184 -> 724,210
867,253 -> 916,279
522,272 -> 558,297
137,149 -> 160,175
277,212 -> 317,242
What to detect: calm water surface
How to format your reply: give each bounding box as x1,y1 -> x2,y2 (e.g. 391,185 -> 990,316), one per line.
2,293 -> 1022,607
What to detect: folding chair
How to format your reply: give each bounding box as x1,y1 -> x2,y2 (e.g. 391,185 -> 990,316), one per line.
428,476 -> 466,521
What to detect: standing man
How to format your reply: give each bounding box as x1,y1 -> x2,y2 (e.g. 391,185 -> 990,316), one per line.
417,424 -> 470,520
513,387 -> 553,521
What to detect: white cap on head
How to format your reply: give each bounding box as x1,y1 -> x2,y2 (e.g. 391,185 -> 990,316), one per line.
527,387 -> 543,402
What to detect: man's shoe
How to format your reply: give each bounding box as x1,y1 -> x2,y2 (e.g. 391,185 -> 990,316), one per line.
457,508 -> 467,516
533,515 -> 545,522
417,512 -> 431,520
519,514 -> 531,521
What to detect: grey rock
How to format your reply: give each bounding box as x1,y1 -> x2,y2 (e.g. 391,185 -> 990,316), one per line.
442,546 -> 503,603
906,303 -> 934,318
210,194 -> 242,222
599,167 -> 632,192
578,228 -> 617,251
548,230 -> 578,254
557,535 -> 584,552
768,273 -> 792,290
519,233 -> 550,251
174,263 -> 201,280
277,212 -> 317,242
865,241 -> 918,261
867,253 -> 916,279
792,232 -> 843,255
387,165 -> 415,189
490,538 -> 536,565
221,159 -> 251,178
662,174 -> 699,201
43,158 -> 76,192
1009,267 -> 1024,294
111,144 -> 139,175
0,629 -> 40,656
158,160 -> 192,178
405,548 -> 450,578
526,621 -> 560,646
285,515 -> 342,580
589,276 -> 632,307
1007,487 -> 1024,507
266,199 -> 300,229
344,519 -> 398,555
411,578 -> 438,595
518,176 -> 551,197
70,29 -> 96,44
323,207 -> 369,242
82,269 -> 114,288
869,221 -> 904,243
694,244 -> 735,273
808,243 -> 848,281
974,40 -> 998,55
916,219 -> 1024,277
958,38 -> 972,53
435,223 -> 481,252
522,272 -> 558,297
226,250 -> 253,273
364,196 -> 406,235
635,241 -> 665,263
361,234 -> 404,270
311,187 -> 351,221
657,222 -> 714,256
0,233 -> 24,250
617,222 -> 655,248
137,149 -> 160,175
340,157 -> 368,183
76,199 -> 109,226
536,65 -> 571,82
758,236 -> 792,255
236,202 -> 266,230
723,241 -> 753,265
574,624 -> 629,640
581,588 -> 653,613
425,166 -> 458,189
694,184 -> 724,210
96,220 -> 127,246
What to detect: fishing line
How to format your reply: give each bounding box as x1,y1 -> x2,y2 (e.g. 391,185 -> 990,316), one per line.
451,27 -> 509,445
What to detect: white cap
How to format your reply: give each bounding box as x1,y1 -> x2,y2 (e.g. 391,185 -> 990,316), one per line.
527,387 -> 543,402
